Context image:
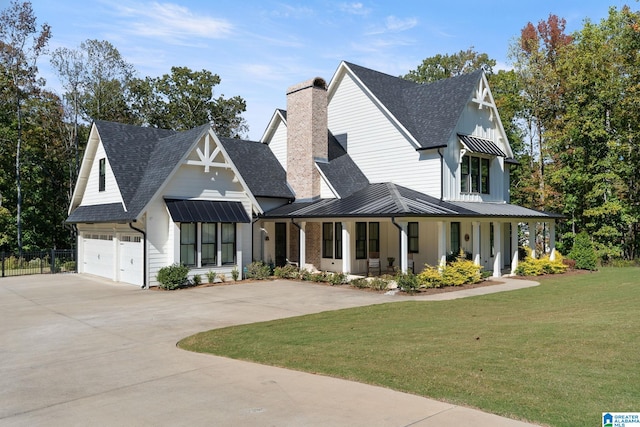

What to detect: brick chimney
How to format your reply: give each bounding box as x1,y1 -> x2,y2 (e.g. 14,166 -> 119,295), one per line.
286,77 -> 328,201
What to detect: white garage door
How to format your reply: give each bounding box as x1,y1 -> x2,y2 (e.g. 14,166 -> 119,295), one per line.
119,235 -> 143,286
83,234 -> 114,280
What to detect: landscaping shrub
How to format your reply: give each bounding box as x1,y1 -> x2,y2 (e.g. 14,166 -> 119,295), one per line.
369,277 -> 389,291
192,274 -> 202,285
311,271 -> 329,282
515,249 -> 567,276
568,231 -> 598,271
328,272 -> 347,286
418,256 -> 482,288
245,261 -> 271,280
231,267 -> 239,281
350,277 -> 369,289
273,264 -> 299,279
63,261 -> 76,271
417,266 -> 445,288
157,263 -> 189,290
206,270 -> 217,283
396,271 -> 420,293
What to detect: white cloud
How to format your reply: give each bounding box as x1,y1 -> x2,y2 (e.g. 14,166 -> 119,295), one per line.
384,15 -> 418,32
110,1 -> 233,42
365,15 -> 418,35
338,2 -> 371,16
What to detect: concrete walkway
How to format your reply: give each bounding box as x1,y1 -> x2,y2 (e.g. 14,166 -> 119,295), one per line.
0,274 -> 539,426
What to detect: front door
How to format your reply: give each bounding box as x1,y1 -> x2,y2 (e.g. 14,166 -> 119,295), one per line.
275,222 -> 287,267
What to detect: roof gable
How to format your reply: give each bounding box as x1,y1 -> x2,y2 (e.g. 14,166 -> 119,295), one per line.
218,136 -> 294,200
337,62 -> 484,150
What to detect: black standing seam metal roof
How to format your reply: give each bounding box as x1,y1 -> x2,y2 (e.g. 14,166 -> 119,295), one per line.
164,199 -> 250,223
344,62 -> 484,150
263,182 -> 560,219
458,134 -> 506,157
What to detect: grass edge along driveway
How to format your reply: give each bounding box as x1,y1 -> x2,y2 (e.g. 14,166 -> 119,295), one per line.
178,267 -> 640,427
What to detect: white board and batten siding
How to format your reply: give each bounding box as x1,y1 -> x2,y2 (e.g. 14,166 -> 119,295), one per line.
266,120 -> 288,169
144,163 -> 254,285
446,102 -> 510,203
328,72 -> 441,198
79,140 -> 124,207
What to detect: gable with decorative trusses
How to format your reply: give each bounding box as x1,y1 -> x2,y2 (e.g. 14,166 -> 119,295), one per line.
184,131 -> 231,173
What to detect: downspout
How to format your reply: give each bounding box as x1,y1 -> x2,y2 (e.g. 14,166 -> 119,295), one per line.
438,147 -> 444,201
129,222 -> 147,289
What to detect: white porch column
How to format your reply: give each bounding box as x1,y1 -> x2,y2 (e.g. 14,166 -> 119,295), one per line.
549,221 -> 556,260
437,221 -> 447,267
492,221 -> 502,277
528,221 -> 536,258
398,221 -> 408,274
511,221 -> 519,275
236,225 -> 243,279
299,221 -> 306,270
472,221 -> 481,266
341,221 -> 351,274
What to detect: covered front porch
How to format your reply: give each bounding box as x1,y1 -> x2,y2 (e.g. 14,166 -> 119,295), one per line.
254,217 -> 558,278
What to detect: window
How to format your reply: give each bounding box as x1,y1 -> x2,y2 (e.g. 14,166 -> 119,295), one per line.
355,222 -> 367,259
99,158 -> 106,192
369,222 -> 379,253
451,222 -> 461,255
322,222 -> 333,258
221,223 -> 236,264
180,223 -> 196,266
408,222 -> 419,253
335,222 -> 342,260
461,155 -> 490,194
201,223 -> 217,265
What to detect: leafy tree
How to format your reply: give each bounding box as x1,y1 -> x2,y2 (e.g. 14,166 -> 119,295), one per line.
50,46 -> 84,183
404,47 -> 496,83
568,231 -> 598,270
550,6 -> 640,261
129,66 -> 247,136
75,39 -> 135,123
0,0 -> 51,252
509,14 -> 573,211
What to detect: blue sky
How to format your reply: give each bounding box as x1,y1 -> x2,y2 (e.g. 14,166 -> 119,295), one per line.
29,0 -> 628,140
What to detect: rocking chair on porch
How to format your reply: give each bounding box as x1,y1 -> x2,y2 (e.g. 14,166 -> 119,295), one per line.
367,252 -> 381,276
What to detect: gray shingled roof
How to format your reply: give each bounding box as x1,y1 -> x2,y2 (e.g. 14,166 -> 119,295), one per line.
315,132 -> 369,198
66,203 -> 130,223
218,137 -> 294,199
68,121 -> 291,223
344,62 -> 483,150
263,182 -> 559,219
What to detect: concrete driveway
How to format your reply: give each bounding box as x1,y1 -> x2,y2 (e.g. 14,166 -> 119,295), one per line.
0,274 -> 538,426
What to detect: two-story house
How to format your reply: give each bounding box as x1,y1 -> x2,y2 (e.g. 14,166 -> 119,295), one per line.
257,61 -> 560,277
67,61 -> 559,287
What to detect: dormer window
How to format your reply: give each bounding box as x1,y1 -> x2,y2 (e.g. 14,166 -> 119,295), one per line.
99,158 -> 106,192
461,155 -> 490,194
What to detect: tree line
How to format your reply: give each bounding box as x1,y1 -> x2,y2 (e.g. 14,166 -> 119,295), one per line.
2,1 -> 639,264
0,1 -> 247,252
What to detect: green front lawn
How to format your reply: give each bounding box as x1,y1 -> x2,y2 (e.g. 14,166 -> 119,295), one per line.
178,268 -> 640,426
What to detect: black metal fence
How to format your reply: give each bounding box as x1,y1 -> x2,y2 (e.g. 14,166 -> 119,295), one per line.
0,249 -> 76,278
